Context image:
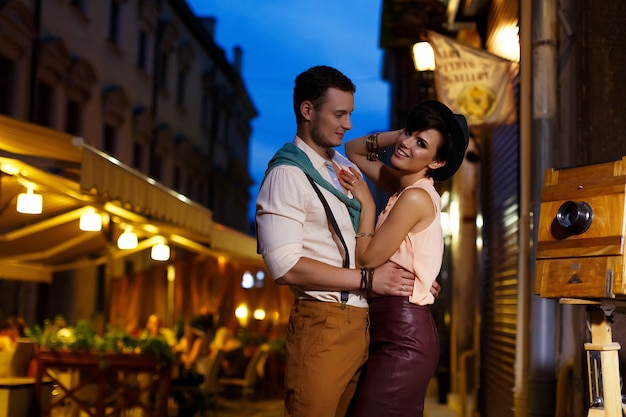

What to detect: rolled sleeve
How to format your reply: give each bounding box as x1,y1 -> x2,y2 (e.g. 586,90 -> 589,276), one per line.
256,166 -> 308,279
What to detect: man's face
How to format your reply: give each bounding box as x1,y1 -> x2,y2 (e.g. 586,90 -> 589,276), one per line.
310,88 -> 354,149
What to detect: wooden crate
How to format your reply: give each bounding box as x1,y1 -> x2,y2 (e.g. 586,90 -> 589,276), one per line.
535,156 -> 626,299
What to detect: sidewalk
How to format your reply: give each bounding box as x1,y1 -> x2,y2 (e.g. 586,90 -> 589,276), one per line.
195,394 -> 459,417
424,395 -> 459,417
164,387 -> 460,417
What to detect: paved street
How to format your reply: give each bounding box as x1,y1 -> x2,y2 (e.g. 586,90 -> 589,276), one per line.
168,395 -> 459,417
165,397 -> 283,417
203,398 -> 284,417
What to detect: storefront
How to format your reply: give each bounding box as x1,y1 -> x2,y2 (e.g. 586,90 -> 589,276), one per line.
0,115 -> 289,338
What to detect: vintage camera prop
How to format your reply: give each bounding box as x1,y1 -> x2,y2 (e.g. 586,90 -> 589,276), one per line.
535,156 -> 626,299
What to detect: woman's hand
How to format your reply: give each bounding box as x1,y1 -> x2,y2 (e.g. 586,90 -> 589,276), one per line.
339,168 -> 375,208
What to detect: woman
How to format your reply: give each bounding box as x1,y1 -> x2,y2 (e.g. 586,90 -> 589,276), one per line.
172,319 -> 211,417
0,318 -> 17,377
340,100 -> 469,417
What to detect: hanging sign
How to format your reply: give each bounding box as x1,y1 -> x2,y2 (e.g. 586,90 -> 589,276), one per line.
426,30 -> 518,126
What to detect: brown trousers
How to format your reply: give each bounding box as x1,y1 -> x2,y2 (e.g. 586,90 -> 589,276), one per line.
284,299 -> 369,417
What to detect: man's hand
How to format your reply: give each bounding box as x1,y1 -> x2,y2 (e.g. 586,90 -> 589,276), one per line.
370,261 -> 415,297
430,280 -> 441,298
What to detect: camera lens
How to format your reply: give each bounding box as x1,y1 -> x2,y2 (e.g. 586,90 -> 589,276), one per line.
555,201 -> 593,235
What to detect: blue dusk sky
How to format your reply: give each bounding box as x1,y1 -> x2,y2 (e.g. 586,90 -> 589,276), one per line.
186,0 -> 391,225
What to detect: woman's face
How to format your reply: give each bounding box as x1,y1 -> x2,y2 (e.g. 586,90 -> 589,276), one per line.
390,128 -> 445,174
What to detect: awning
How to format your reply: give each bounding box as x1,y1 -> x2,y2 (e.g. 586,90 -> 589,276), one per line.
0,116 -> 263,282
76,140 -> 213,238
0,115 -> 82,163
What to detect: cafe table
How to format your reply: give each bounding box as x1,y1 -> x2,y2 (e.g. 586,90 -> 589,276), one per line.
34,348 -> 171,417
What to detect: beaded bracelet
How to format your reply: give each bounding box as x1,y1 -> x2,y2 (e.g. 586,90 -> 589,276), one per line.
366,268 -> 374,297
360,268 -> 368,290
355,232 -> 374,238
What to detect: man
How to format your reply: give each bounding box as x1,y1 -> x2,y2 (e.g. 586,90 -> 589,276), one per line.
256,65 -> 419,417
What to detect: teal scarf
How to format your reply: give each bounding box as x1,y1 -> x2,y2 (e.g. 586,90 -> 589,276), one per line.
262,143 -> 361,232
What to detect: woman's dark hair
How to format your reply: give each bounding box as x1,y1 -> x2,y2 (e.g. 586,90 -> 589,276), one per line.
405,103 -> 453,177
293,65 -> 356,124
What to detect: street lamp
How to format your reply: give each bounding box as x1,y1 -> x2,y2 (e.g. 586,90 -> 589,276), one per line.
412,41 -> 436,71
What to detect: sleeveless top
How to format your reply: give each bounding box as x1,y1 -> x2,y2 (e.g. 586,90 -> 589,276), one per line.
376,177 -> 443,305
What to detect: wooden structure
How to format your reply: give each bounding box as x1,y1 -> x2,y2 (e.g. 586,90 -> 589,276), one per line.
218,343 -> 271,400
535,156 -> 626,299
585,305 -> 622,417
535,156 -> 626,416
34,349 -> 171,417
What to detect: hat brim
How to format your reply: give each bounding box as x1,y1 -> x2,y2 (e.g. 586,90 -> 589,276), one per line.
414,100 -> 469,181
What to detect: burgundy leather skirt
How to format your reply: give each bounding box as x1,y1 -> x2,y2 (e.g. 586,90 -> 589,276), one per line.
349,296 -> 439,417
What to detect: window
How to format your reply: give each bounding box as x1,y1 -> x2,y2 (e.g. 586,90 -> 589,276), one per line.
176,70 -> 186,106
197,182 -> 206,206
65,58 -> 96,134
149,154 -> 162,181
157,22 -> 179,93
34,81 -> 53,127
65,99 -> 82,135
101,85 -> 130,148
186,175 -> 194,199
157,51 -> 169,90
137,30 -> 148,71
0,55 -> 14,116
103,124 -> 117,155
132,142 -> 144,171
70,0 -> 86,14
107,1 -> 121,45
200,94 -> 213,131
175,43 -> 193,107
173,165 -> 181,192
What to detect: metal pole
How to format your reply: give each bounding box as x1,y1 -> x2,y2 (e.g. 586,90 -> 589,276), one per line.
527,0 -> 559,415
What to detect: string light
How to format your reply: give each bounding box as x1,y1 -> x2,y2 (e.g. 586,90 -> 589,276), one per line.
16,187 -> 43,214
117,227 -> 138,249
79,208 -> 102,231
151,237 -> 170,261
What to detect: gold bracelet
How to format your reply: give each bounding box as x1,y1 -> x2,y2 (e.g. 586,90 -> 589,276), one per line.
355,232 -> 374,238
365,132 -> 385,161
365,132 -> 378,152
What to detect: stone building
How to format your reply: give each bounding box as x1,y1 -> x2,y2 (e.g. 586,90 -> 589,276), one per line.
0,0 -> 256,232
0,1 -> 290,339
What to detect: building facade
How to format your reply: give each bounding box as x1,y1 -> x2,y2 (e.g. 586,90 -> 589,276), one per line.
0,0 -> 256,232
0,0 -> 290,341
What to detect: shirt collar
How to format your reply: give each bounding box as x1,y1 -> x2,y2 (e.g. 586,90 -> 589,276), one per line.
293,136 -> 355,171
294,136 -> 329,171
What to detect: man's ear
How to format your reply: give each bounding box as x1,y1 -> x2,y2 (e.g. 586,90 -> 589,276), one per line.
429,159 -> 446,170
300,100 -> 314,121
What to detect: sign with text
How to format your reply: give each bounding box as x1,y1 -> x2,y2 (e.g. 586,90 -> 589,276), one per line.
426,30 -> 518,126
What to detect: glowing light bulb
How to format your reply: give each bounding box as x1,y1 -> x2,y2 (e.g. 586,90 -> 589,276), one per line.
16,187 -> 43,214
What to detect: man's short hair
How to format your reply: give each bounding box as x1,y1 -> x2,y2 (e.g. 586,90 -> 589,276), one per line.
293,65 -> 356,124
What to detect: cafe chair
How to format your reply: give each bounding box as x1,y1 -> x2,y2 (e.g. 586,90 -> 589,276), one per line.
0,338 -> 36,417
173,348 -> 226,416
8,338 -> 35,378
218,343 -> 270,401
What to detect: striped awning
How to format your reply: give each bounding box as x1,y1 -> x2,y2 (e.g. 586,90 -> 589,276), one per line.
0,116 -> 262,282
